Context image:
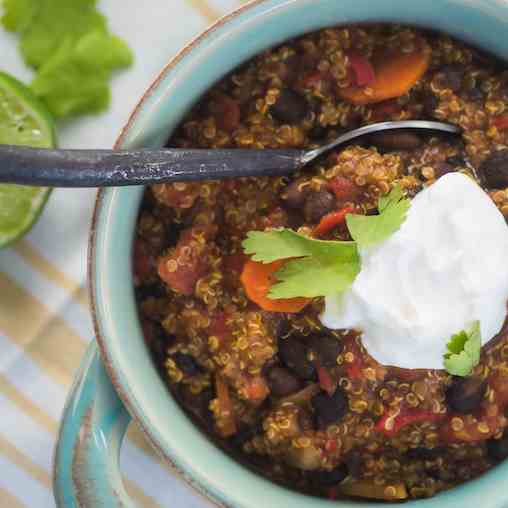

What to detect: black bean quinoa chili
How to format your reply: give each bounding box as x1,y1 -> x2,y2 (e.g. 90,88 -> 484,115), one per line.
134,25 -> 508,501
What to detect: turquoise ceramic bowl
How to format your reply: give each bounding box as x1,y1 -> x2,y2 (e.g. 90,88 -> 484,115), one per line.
54,1 -> 508,507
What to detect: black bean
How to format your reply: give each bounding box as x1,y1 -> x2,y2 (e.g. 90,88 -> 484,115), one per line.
171,352 -> 201,376
423,92 -> 439,118
406,447 -> 444,460
345,451 -> 363,478
262,311 -> 290,339
266,366 -> 301,397
271,89 -> 309,124
437,64 -> 464,92
166,221 -> 185,248
282,179 -> 310,209
298,409 -> 315,431
303,189 -> 335,223
433,161 -> 455,179
487,431 -> 508,462
446,155 -> 466,168
145,322 -> 171,361
307,335 -> 343,368
135,282 -> 167,301
308,124 -> 327,140
479,149 -> 508,188
311,388 -> 348,429
309,464 -> 348,487
278,338 -> 316,381
468,85 -> 484,102
446,375 -> 487,414
370,130 -> 422,151
231,422 -> 263,447
177,385 -> 213,421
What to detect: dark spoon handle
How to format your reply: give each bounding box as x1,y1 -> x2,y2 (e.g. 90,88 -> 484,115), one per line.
0,145 -> 306,187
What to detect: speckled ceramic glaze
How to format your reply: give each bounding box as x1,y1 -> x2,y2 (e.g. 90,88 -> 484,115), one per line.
53,1 -> 508,507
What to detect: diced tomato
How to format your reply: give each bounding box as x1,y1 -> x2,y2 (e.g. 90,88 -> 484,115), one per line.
313,206 -> 354,238
494,114 -> 508,130
347,51 -> 376,87
325,439 -> 338,454
375,406 -> 445,437
133,239 -> 153,280
346,364 -> 362,380
245,376 -> 270,401
327,177 -> 361,203
157,226 -> 212,296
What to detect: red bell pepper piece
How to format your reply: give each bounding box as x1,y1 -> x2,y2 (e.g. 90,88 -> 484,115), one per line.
347,51 -> 376,87
375,406 -> 445,437
313,206 -> 354,238
316,362 -> 336,396
494,114 -> 508,130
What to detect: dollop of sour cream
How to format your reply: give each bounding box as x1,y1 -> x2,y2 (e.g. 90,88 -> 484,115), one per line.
321,172 -> 508,369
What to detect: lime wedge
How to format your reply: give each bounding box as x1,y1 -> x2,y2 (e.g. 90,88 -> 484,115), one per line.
0,71 -> 56,247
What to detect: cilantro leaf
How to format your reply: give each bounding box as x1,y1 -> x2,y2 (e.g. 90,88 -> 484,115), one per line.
242,229 -> 360,299
1,0 -> 37,32
243,229 -> 356,263
346,184 -> 410,249
5,0 -> 107,68
31,31 -> 133,117
269,255 -> 360,299
443,321 -> 481,376
1,0 -> 133,118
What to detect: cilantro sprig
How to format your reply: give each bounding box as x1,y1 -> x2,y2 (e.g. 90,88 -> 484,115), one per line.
1,0 -> 133,118
443,321 -> 482,376
242,184 -> 410,299
243,229 -> 360,298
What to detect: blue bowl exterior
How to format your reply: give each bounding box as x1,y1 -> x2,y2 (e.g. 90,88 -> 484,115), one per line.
90,1 -> 508,507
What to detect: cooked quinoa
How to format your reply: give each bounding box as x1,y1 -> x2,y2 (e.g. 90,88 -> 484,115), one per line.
134,24 -> 508,501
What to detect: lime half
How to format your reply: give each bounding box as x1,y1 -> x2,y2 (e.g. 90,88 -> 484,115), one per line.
0,71 -> 56,247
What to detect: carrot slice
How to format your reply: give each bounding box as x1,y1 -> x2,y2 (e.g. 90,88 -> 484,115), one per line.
240,259 -> 310,313
339,44 -> 430,105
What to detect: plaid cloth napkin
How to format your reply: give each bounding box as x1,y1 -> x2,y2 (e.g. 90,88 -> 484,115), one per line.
0,1 -> 245,506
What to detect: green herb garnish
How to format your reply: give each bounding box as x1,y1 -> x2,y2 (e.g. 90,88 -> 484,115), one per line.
443,321 -> 481,376
242,185 -> 410,300
1,0 -> 133,118
346,184 -> 410,248
243,229 -> 360,298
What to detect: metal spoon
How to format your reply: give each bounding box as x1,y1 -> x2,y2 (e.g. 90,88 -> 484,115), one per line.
0,120 -> 460,187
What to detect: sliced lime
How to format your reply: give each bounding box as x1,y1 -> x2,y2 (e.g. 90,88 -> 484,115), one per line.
0,71 -> 56,248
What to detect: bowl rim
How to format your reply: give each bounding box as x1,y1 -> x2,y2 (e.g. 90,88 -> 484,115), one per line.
88,1 -> 508,507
